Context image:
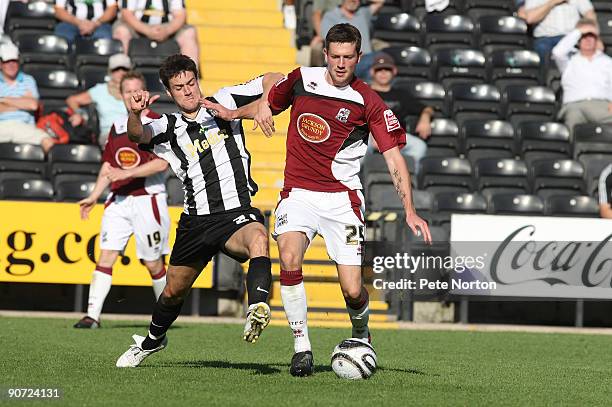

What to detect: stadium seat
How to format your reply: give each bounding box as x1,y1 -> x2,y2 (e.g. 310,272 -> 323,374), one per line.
433,48 -> 487,88
4,1 -> 55,35
544,65 -> 561,95
503,85 -> 557,127
425,118 -> 459,157
74,38 -> 124,70
580,154 -> 612,197
0,178 -> 53,201
55,179 -> 97,202
517,121 -> 571,163
572,123 -> 612,161
476,15 -> 529,55
0,143 -> 46,175
463,0 -> 513,20
432,191 -> 487,226
393,81 -> 446,114
21,67 -> 80,101
166,176 -> 184,206
422,14 -> 475,53
77,65 -> 109,90
14,34 -> 71,68
489,193 -> 544,215
545,195 -> 599,218
0,171 -> 43,184
447,83 -> 501,125
461,119 -> 515,163
363,151 -> 416,205
530,158 -> 585,199
475,158 -> 529,199
488,49 -> 541,90
48,144 -> 101,176
128,38 -> 180,68
418,157 -> 473,193
597,14 -> 612,47
383,46 -> 431,81
373,13 -> 422,47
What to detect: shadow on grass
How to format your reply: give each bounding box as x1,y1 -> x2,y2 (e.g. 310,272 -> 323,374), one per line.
378,367 -> 436,376
105,324 -> 184,330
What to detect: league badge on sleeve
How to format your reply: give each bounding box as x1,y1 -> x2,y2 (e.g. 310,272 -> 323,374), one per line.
383,109 -> 400,132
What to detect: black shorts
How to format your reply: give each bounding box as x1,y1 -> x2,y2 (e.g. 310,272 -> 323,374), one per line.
169,206 -> 265,267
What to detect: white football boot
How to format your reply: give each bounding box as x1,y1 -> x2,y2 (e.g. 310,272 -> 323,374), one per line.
243,302 -> 271,343
116,334 -> 167,368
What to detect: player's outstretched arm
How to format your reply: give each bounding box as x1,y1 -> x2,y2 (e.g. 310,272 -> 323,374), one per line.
127,90 -> 159,144
382,147 -> 432,244
78,162 -> 113,220
107,158 -> 168,182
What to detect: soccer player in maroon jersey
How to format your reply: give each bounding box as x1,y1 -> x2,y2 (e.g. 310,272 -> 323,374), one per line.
74,71 -> 170,329
208,23 -> 432,376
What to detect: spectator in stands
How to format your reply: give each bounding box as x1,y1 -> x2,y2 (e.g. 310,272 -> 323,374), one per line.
552,18 -> 612,134
310,0 -> 342,66
283,0 -> 297,30
599,164 -> 612,218
0,43 -> 54,152
319,0 -> 385,79
112,0 -> 199,65
367,52 -> 432,170
54,0 -> 117,46
524,0 -> 596,61
66,53 -> 131,146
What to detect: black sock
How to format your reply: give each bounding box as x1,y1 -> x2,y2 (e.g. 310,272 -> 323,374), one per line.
142,298 -> 183,350
246,256 -> 272,305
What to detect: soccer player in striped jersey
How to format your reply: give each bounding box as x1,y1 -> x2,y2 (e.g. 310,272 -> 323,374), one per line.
219,23 -> 432,376
116,54 -> 282,368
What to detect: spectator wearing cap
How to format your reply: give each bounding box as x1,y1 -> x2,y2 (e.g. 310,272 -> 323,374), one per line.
367,52 -> 433,170
552,18 -> 612,135
320,0 -> 385,79
112,0 -> 199,65
524,0 -> 596,61
54,0 -> 118,46
0,43 -> 54,152
66,53 -> 132,146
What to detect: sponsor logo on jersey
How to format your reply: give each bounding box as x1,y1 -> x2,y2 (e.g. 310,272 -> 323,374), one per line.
185,129 -> 229,157
276,213 -> 288,228
115,147 -> 141,169
335,108 -> 350,123
383,109 -> 401,132
297,113 -> 331,143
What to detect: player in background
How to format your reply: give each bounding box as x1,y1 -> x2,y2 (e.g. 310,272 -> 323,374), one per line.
116,54 -> 283,367
211,23 -> 432,376
74,71 -> 170,329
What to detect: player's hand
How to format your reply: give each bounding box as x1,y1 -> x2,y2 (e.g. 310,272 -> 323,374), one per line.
253,100 -> 275,137
78,196 -> 96,220
200,98 -> 235,121
130,91 -> 159,116
415,118 -> 432,139
107,166 -> 132,182
406,212 -> 432,244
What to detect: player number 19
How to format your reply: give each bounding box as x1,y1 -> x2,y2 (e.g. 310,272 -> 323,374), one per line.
146,231 -> 161,247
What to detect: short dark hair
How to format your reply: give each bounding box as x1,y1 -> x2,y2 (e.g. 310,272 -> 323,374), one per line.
325,23 -> 362,53
159,54 -> 199,90
119,70 -> 146,93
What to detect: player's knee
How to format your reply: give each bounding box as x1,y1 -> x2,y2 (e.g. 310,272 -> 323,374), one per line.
342,286 -> 362,301
161,286 -> 186,305
248,230 -> 269,257
279,250 -> 302,270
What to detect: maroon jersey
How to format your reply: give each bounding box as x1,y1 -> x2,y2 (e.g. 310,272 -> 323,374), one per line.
102,111 -> 166,196
268,66 -> 406,192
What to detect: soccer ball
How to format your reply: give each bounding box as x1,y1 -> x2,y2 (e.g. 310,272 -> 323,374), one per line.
331,338 -> 377,379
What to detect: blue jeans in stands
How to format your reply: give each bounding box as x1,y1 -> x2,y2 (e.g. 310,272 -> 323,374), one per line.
54,22 -> 113,46
366,134 -> 427,174
533,35 -> 564,62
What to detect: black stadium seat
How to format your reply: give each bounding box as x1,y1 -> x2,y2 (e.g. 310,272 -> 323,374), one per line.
77,65 -> 109,90
432,191 -> 487,226
0,143 -> 46,175
475,158 -> 529,199
419,157 -> 473,193
55,180 -> 97,202
517,121 -> 571,163
425,118 -> 459,157
22,67 -> 80,101
463,0 -> 513,20
422,14 -> 475,53
545,195 -> 599,218
0,171 -> 43,184
581,154 -> 612,197
488,49 -> 541,90
0,178 -> 53,201
572,123 -> 612,161
14,34 -> 71,68
447,83 -> 501,125
393,81 -> 446,114
477,15 -> 529,55
384,46 -> 431,81
373,13 -> 422,47
4,1 -> 55,35
530,158 -> 585,199
503,85 -> 557,127
128,38 -> 180,68
48,144 -> 101,176
490,193 -> 544,215
74,38 -> 124,70
433,48 -> 487,88
461,119 -> 515,163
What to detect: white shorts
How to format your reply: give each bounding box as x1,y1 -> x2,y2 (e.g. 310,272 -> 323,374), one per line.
273,188 -> 365,266
100,193 -> 170,261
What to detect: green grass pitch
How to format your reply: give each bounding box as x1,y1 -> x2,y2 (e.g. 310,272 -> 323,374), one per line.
1,316 -> 611,406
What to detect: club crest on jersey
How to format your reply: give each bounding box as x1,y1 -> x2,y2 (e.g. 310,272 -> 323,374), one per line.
297,113 -> 331,143
115,147 -> 141,169
335,108 -> 350,123
384,109 -> 401,132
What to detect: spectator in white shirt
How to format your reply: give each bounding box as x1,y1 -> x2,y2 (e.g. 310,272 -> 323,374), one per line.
524,0 -> 596,61
552,18 -> 612,134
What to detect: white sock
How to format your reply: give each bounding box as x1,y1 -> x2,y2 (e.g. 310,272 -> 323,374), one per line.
152,274 -> 166,300
347,302 -> 370,340
87,270 -> 112,321
281,282 -> 311,353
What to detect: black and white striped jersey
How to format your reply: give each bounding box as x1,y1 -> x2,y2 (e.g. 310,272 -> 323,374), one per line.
141,77 -> 263,215
55,0 -> 116,21
599,164 -> 612,207
120,0 -> 184,24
